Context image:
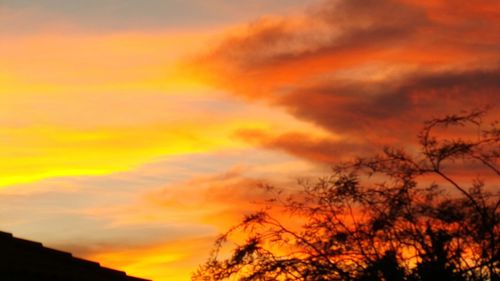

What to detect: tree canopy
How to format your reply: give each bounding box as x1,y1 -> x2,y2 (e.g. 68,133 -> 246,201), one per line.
193,110 -> 499,281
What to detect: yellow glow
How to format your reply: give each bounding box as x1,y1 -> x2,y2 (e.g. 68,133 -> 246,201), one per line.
93,250 -> 187,280
89,238 -> 214,281
0,70 -> 209,96
0,120 -> 272,187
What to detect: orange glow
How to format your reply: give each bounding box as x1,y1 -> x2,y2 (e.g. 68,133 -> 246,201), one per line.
88,237 -> 215,281
0,31 -> 213,96
1,0 -> 499,280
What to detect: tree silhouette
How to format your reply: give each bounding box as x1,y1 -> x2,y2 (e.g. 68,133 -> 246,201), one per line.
193,110 -> 499,281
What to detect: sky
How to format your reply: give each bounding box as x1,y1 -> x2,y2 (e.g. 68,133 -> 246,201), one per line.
1,0 -> 499,280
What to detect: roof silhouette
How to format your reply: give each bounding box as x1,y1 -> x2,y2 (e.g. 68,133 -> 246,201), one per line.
0,231 -> 151,281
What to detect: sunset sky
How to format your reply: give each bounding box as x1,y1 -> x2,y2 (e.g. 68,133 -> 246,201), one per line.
1,0 -> 499,280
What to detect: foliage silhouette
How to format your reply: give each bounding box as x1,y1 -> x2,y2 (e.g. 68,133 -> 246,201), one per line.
193,110 -> 499,281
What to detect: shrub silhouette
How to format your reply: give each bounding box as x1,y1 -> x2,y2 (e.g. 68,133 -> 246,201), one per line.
193,110 -> 499,281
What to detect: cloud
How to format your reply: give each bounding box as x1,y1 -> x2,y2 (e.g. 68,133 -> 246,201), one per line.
199,0 -> 428,73
281,68 -> 500,135
146,168 -> 272,230
191,0 -> 500,161
237,129 -> 369,164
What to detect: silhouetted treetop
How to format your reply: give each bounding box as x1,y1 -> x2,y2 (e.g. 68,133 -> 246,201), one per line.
193,109 -> 499,281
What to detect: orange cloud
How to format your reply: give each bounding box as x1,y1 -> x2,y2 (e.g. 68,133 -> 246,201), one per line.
188,0 -> 500,163
146,168 -> 270,230
236,129 -> 368,164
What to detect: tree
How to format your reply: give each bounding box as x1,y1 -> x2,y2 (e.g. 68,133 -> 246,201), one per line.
193,110 -> 499,281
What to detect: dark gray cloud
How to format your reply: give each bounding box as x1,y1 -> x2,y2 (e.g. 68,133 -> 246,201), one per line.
281,68 -> 500,135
